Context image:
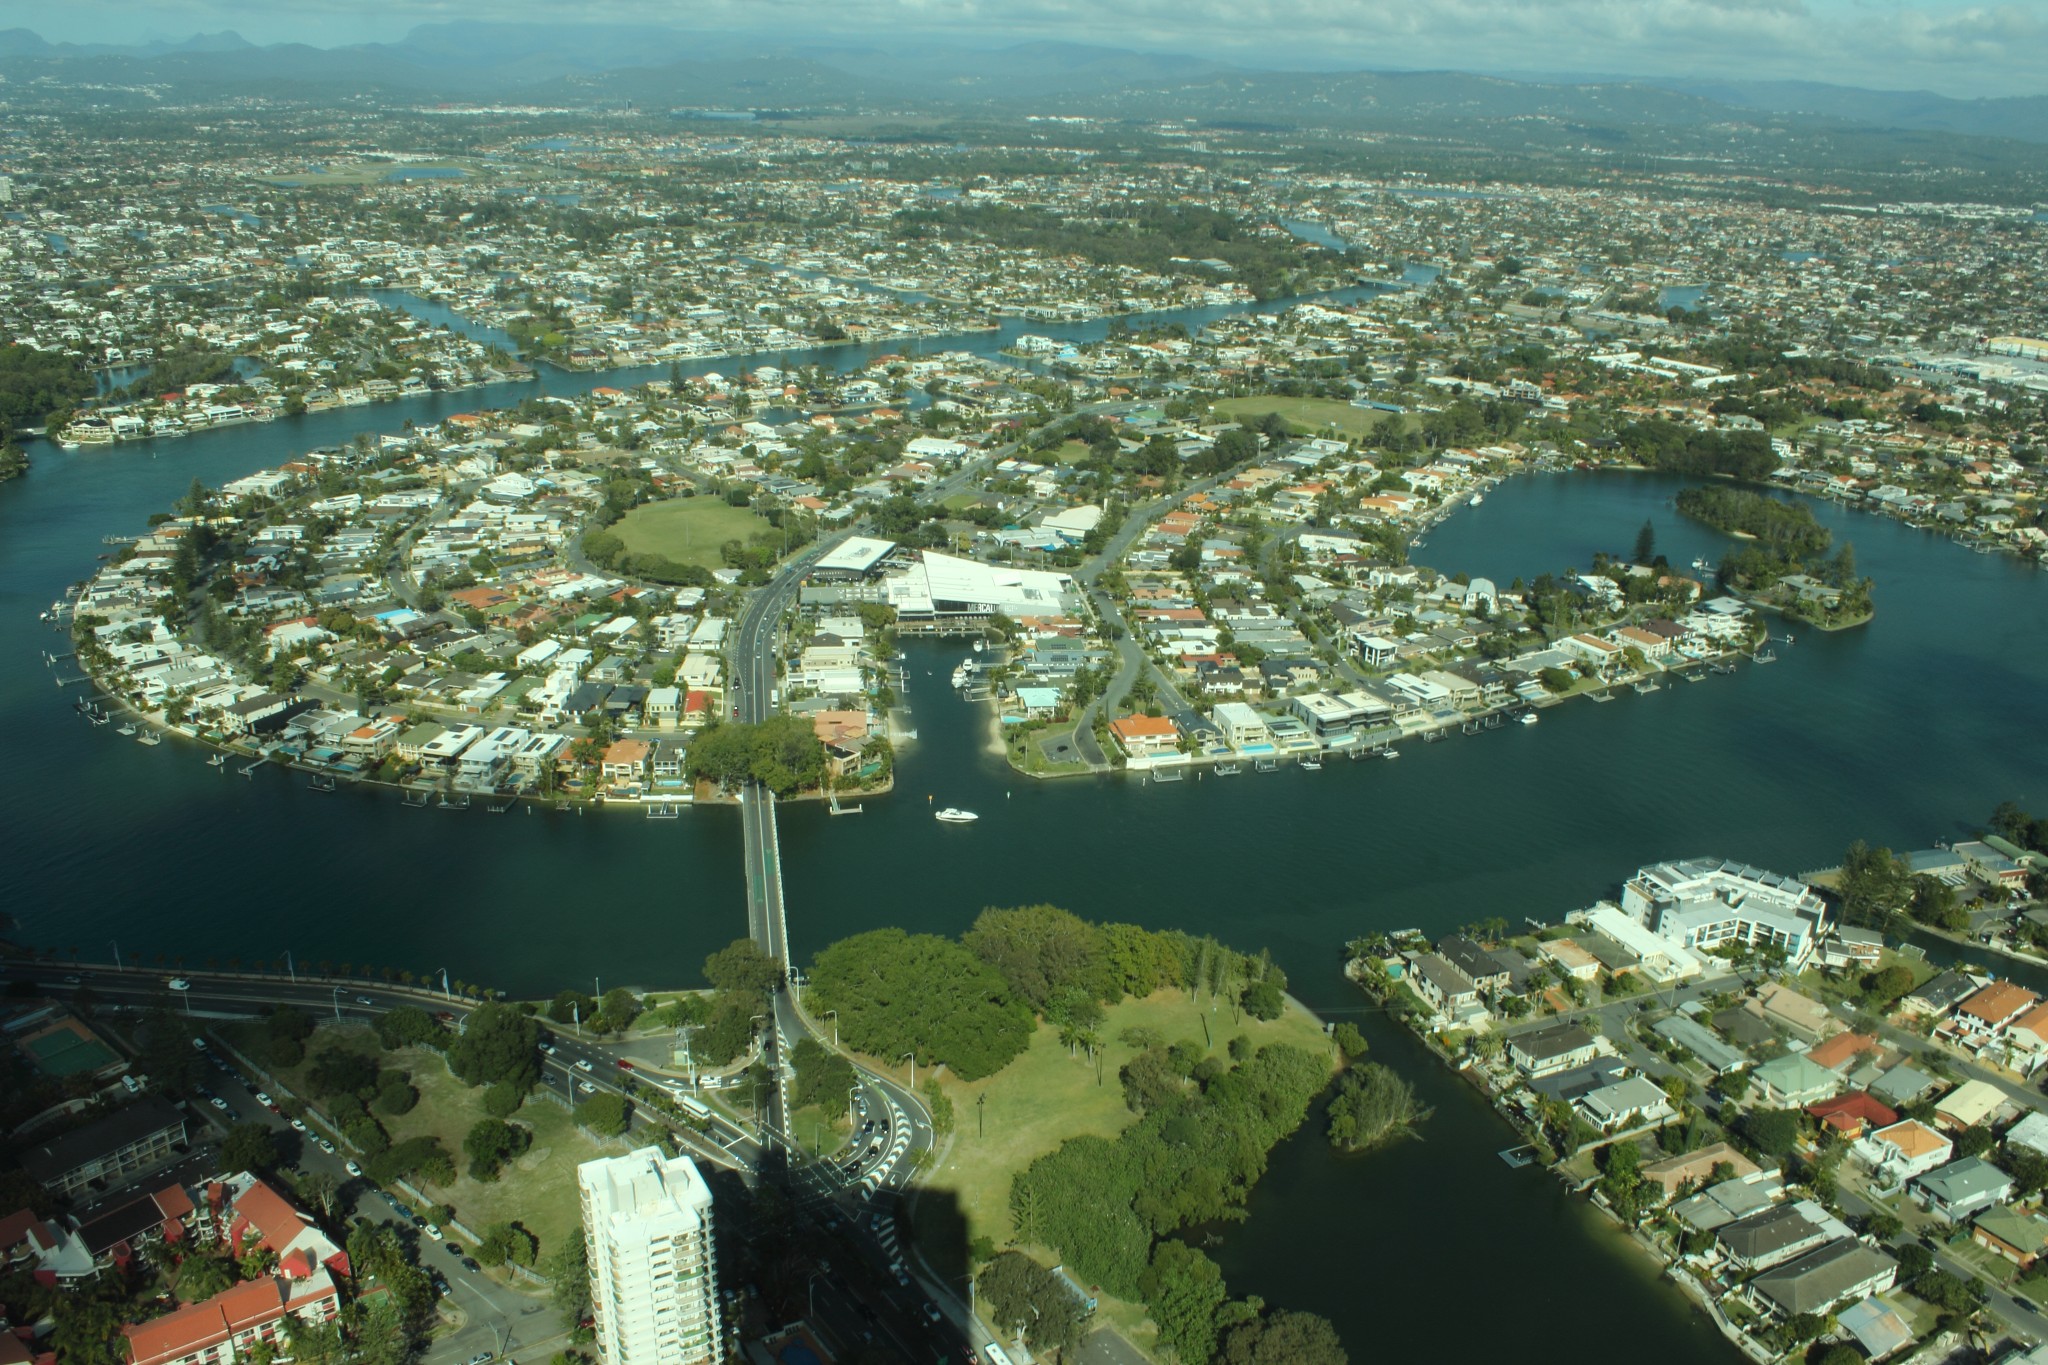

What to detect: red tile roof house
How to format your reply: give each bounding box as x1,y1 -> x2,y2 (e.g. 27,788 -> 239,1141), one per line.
1806,1092 -> 1900,1141
122,1272 -> 340,1365
227,1178 -> 346,1282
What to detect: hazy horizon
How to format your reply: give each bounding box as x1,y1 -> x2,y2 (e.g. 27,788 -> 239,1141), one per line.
13,1 -> 2047,101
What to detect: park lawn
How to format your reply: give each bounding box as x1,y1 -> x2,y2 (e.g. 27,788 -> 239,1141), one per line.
240,1024 -> 622,1263
939,492 -> 986,514
1050,439 -> 1097,466
1211,395 -> 1396,439
376,1043 -> 632,1262
612,496 -> 777,572
910,989 -> 1335,1278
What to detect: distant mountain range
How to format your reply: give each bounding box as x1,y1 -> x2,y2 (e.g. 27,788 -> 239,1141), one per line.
4,21 -> 2047,147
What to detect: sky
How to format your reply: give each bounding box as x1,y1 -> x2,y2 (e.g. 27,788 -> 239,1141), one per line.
14,0 -> 2048,99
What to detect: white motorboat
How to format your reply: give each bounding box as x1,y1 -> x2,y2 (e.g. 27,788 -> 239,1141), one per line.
1518,712 -> 1538,725
935,807 -> 979,823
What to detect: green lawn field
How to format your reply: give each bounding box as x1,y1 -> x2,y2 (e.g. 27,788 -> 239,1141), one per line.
1212,395 -> 1399,439
612,497 -> 778,571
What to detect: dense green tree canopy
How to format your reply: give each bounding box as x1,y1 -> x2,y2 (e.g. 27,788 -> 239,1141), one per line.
685,715 -> 827,796
446,1001 -> 541,1092
807,928 -> 1034,1080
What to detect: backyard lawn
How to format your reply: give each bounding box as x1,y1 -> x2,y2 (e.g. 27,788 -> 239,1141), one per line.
612,496 -> 777,572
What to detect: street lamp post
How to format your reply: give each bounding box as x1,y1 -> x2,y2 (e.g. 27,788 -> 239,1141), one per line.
285,950 -> 295,985
436,967 -> 450,1001
112,941 -> 122,971
823,1009 -> 838,1047
900,1052 -> 916,1090
977,1092 -> 986,1139
330,986 -> 343,1023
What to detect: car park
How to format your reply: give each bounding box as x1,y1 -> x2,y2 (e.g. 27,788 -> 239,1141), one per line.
316,1138 -> 336,1154
289,1119 -> 308,1133
208,1096 -> 229,1111
425,1224 -> 443,1241
253,1091 -> 271,1106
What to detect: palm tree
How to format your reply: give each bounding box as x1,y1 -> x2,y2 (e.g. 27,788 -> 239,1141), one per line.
398,970 -> 415,987
227,956 -> 242,972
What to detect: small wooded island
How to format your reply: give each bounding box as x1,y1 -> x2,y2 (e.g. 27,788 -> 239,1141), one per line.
1676,485 -> 1876,629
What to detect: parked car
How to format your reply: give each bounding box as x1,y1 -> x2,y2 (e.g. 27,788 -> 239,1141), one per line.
253,1091 -> 272,1106
316,1138 -> 336,1155
344,1161 -> 362,1178
425,1224 -> 443,1242
208,1096 -> 229,1112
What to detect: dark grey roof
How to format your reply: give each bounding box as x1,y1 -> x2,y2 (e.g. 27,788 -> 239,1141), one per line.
1717,1204 -> 1827,1262
1438,934 -> 1513,983
75,1191 -> 172,1256
1911,970 -> 1980,1012
18,1096 -> 186,1182
1753,1242 -> 1896,1317
1510,1021 -> 1597,1063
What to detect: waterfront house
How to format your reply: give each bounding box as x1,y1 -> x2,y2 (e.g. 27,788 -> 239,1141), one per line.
1913,1156 -> 2014,1224
1716,1199 -> 1853,1272
600,739 -> 652,793
1752,1053 -> 1842,1108
1108,714 -> 1180,757
1955,839 -> 2029,891
1855,1119 -> 1954,1187
1749,1242 -> 1897,1321
1672,1170 -> 1785,1231
1901,970 -> 1981,1019
1973,1206 -> 2048,1269
1435,935 -> 1514,994
1575,1075 -> 1674,1133
1536,938 -> 1601,982
1506,1022 -> 1599,1079
1641,1143 -> 1760,1201
1408,953 -> 1483,1023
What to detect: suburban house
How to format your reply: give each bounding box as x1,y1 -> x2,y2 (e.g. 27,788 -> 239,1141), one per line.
1716,1200 -> 1854,1272
1973,1207 -> 2048,1270
1640,1143 -> 1760,1201
1806,1092 -> 1899,1141
1933,1078 -> 2008,1132
1507,1023 -> 1599,1079
1408,953 -> 1483,1023
1913,1156 -> 2015,1224
599,739 -> 652,792
1108,714 -> 1181,758
1751,1053 -> 1842,1108
1749,1242 -> 1897,1321
1854,1119 -> 1955,1187
1575,1075 -> 1674,1132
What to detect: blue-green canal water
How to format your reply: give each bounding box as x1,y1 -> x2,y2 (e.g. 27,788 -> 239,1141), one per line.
8,345 -> 2048,1357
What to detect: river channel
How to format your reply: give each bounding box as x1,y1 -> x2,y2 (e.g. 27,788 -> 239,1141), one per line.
8,296 -> 2048,1358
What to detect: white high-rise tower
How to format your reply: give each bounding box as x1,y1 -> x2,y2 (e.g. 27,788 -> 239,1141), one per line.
578,1148 -> 722,1364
